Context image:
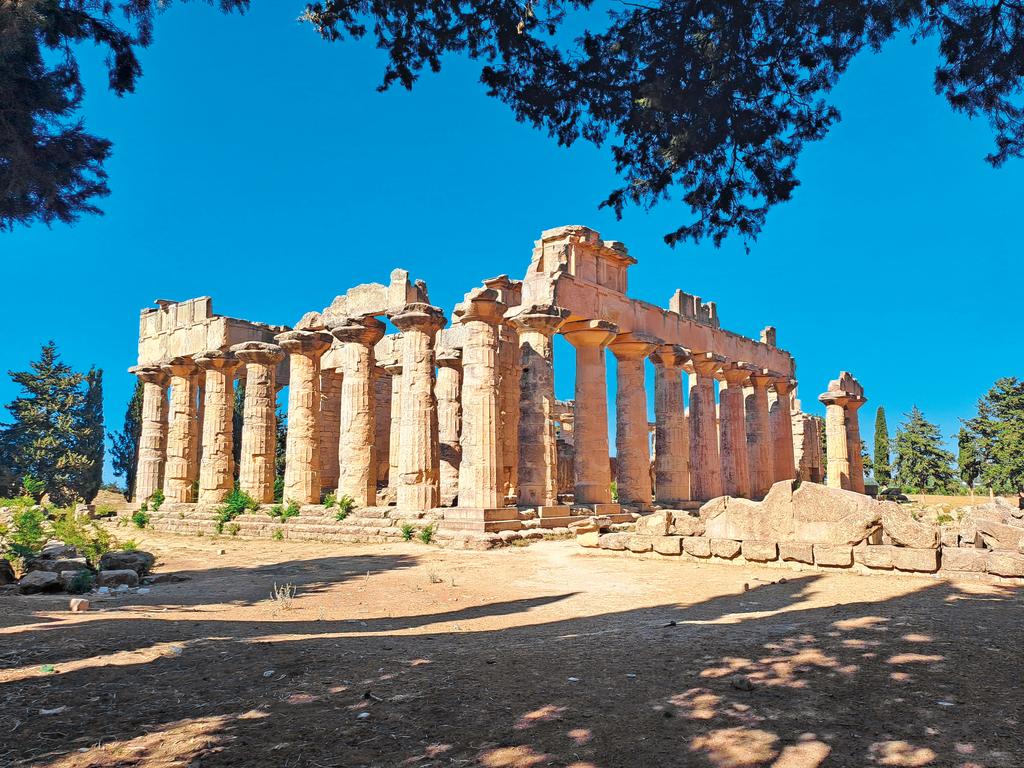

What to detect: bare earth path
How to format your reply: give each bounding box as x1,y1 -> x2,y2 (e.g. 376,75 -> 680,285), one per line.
0,532 -> 1021,768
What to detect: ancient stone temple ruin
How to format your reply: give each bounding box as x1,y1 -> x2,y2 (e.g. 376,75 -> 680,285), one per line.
129,225 -> 838,543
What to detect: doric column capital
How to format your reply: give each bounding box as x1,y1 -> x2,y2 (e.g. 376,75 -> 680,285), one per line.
436,348 -> 462,368
455,287 -> 507,325
382,361 -> 403,376
389,302 -> 447,335
844,394 -> 867,412
231,341 -> 285,366
161,355 -> 198,379
195,349 -> 241,373
506,304 -> 571,335
610,331 -> 661,361
275,329 -> 333,358
329,314 -> 387,347
751,368 -> 783,389
649,343 -> 690,370
818,390 -> 850,407
690,351 -> 727,378
772,377 -> 796,396
719,361 -> 758,385
130,364 -> 168,386
561,319 -> 618,349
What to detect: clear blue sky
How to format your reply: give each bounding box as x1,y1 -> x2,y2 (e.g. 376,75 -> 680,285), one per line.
2,3 -> 1021,483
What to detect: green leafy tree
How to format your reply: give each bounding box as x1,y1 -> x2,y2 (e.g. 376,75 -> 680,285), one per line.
893,406 -> 957,494
873,406 -> 892,486
233,380 -> 246,481
77,367 -> 105,502
963,378 -> 1024,494
109,379 -> 144,501
957,426 -> 983,494
1,342 -> 91,505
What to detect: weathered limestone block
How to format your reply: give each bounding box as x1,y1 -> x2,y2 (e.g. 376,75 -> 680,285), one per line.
977,519 -> 1024,551
635,510 -> 672,536
652,536 -> 682,555
855,544 -> 894,570
611,332 -> 660,509
683,537 -> 712,557
569,518 -> 599,534
882,508 -> 940,549
599,532 -> 629,551
232,342 -> 285,503
986,551 -> 1024,578
626,534 -> 653,553
577,531 -> 601,548
941,547 -> 989,573
710,538 -> 741,559
814,544 -> 853,567
791,483 -> 882,544
196,349 -> 241,505
892,547 -> 940,573
742,540 -> 778,562
779,541 -> 814,564
97,569 -> 140,588
650,345 -> 690,505
703,497 -> 771,540
939,527 -> 959,548
670,512 -> 705,537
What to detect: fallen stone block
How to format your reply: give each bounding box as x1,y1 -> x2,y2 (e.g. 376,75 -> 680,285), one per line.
940,547 -> 988,573
96,569 -> 139,588
18,570 -> 61,594
599,533 -> 629,551
669,512 -> 705,537
626,535 -> 653,553
26,557 -> 90,574
568,518 -> 599,534
814,544 -> 853,567
576,531 -> 600,548
891,547 -> 939,573
741,540 -> 778,562
977,520 -> 1024,551
683,537 -> 711,558
882,508 -> 939,549
652,536 -> 682,556
710,539 -> 741,559
779,542 -> 814,564
635,511 -> 672,536
986,551 -> 1024,578
855,545 -> 894,570
939,527 -> 959,548
99,551 -> 156,576
69,598 -> 90,612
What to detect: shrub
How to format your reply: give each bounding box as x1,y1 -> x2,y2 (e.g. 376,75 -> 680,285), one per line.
1,504 -> 47,566
66,570 -> 94,594
936,512 -> 954,525
271,528 -> 284,541
322,491 -> 337,509
120,539 -> 139,552
132,509 -> 150,529
149,488 -> 165,511
334,495 -> 356,521
273,476 -> 284,503
51,507 -> 114,567
268,500 -> 300,521
21,475 -> 45,501
95,504 -> 116,517
400,522 -> 416,541
417,524 -> 436,545
610,480 -> 619,502
217,487 -> 260,533
226,522 -> 241,536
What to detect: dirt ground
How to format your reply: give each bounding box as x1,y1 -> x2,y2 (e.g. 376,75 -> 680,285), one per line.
1,532 -> 1021,768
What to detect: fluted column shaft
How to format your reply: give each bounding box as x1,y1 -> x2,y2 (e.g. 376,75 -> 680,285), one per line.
162,357 -> 200,502
688,353 -> 725,501
232,342 -> 284,503
650,345 -> 690,505
820,393 -> 851,489
384,362 -> 403,488
456,290 -> 506,509
771,379 -> 798,483
131,365 -> 168,503
196,350 -> 241,504
278,330 -> 333,505
498,328 -> 521,501
330,316 -> 386,507
719,364 -> 754,499
611,333 -> 659,509
319,368 -> 343,493
562,320 -> 618,505
436,352 -> 462,506
390,303 -> 447,510
746,372 -> 776,497
510,306 -> 568,507
845,397 -> 867,493
373,367 -> 392,486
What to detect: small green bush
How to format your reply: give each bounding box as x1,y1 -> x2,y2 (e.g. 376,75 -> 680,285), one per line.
1,504 -> 47,565
226,522 -> 241,536
51,508 -> 114,568
66,570 -> 94,594
322,491 -> 337,509
149,489 -> 165,511
417,524 -> 436,545
272,528 -> 284,541
94,504 -> 116,517
217,487 -> 260,533
400,522 -> 416,541
936,512 -> 954,525
21,475 -> 45,501
120,539 -> 139,552
334,495 -> 356,521
268,500 -> 300,521
132,509 -> 150,529
273,476 -> 284,503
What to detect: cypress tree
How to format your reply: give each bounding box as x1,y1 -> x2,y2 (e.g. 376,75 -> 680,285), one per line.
77,367 -> 105,502
893,407 -> 957,494
109,380 -> 143,500
873,407 -> 891,486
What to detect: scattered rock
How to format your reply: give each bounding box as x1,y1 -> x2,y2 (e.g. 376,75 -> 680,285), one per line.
25,557 -> 90,574
635,511 -> 672,536
976,519 -> 1024,551
99,550 -> 155,576
569,518 -> 600,534
576,531 -> 600,548
730,674 -> 754,691
96,569 -> 140,588
69,598 -> 90,612
18,571 -> 61,594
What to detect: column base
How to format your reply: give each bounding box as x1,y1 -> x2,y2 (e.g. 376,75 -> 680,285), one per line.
440,507 -> 523,533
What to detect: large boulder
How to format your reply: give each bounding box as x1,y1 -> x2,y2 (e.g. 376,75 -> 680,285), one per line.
18,570 -> 61,594
96,569 -> 140,588
976,519 -> 1024,551
701,481 -> 882,545
881,508 -> 939,549
26,556 -> 91,574
99,550 -> 155,576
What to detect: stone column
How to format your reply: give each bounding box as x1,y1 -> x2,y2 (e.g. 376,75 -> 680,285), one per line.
845,395 -> 867,493
194,371 -> 205,470
498,327 -> 521,502
745,370 -> 777,498
610,332 -> 660,509
508,305 -> 569,507
195,350 -> 242,505
688,352 -> 726,501
231,341 -> 284,503
454,288 -> 507,509
161,356 -> 200,503
435,350 -> 462,506
389,303 -> 447,510
277,330 -> 333,505
819,391 -> 851,489
770,377 -> 798,483
130,365 -> 168,504
329,316 -> 386,507
374,366 -> 393,486
383,361 -> 403,490
562,319 -> 618,506
718,363 -> 755,499
650,345 -> 690,506
319,367 -> 343,493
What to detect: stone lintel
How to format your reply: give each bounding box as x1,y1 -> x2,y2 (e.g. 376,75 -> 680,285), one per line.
818,391 -> 851,407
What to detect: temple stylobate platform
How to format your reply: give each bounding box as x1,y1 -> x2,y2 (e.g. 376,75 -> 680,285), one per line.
128,225 -> 843,543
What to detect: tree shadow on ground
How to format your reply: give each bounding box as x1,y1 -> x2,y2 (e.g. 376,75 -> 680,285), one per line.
0,556 -> 1021,768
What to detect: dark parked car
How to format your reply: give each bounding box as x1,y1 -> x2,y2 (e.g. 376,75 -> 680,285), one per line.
878,488 -> 910,503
